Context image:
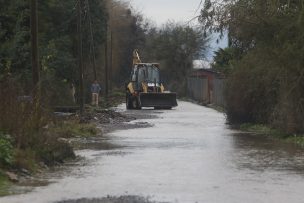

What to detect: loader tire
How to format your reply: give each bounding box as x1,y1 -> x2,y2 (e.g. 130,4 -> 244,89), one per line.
126,94 -> 133,110
132,97 -> 141,110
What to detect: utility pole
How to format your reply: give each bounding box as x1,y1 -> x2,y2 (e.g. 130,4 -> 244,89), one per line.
30,0 -> 40,89
77,0 -> 84,115
109,2 -> 113,92
104,1 -> 111,98
109,31 -> 113,91
104,25 -> 109,98
86,0 -> 97,80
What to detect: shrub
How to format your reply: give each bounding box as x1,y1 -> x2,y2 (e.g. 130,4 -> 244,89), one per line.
0,133 -> 14,167
0,76 -> 76,169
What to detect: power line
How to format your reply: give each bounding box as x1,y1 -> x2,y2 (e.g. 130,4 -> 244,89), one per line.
186,0 -> 203,26
194,0 -> 203,16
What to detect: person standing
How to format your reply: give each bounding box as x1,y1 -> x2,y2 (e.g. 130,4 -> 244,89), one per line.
70,83 -> 76,103
91,80 -> 101,106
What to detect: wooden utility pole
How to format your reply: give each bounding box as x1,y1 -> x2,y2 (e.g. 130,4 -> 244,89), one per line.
109,31 -> 113,91
86,0 -> 97,80
104,27 -> 109,98
109,2 -> 113,92
30,0 -> 40,88
77,0 -> 84,115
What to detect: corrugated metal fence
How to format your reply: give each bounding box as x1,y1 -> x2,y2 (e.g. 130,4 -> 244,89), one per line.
187,77 -> 226,107
187,77 -> 209,104
213,78 -> 226,107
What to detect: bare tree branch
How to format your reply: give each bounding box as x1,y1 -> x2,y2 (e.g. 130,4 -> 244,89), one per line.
194,0 -> 203,15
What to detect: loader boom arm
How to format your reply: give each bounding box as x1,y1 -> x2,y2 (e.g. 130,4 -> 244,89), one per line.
133,49 -> 142,65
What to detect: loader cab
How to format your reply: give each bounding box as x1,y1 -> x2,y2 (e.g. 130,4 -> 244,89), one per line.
131,64 -> 160,90
126,50 -> 177,110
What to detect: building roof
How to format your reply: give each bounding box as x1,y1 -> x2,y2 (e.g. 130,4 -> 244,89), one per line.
193,60 -> 211,69
189,68 -> 225,78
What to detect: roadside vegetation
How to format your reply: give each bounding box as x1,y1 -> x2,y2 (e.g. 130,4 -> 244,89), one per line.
0,0 -> 166,190
0,174 -> 10,196
200,0 -> 304,137
240,124 -> 304,146
0,0 -> 137,177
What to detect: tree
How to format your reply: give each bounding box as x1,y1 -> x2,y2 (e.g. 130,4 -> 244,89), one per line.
0,0 -> 109,104
140,22 -> 210,95
109,6 -> 147,86
0,1 -> 31,88
199,0 -> 304,133
212,47 -> 241,75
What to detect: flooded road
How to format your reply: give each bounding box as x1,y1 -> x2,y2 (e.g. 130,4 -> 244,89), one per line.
2,101 -> 304,203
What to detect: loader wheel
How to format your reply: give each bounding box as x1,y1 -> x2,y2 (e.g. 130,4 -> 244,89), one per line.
132,98 -> 138,109
126,94 -> 133,110
130,97 -> 141,110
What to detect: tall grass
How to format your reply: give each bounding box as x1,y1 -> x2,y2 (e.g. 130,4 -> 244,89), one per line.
0,76 -> 75,170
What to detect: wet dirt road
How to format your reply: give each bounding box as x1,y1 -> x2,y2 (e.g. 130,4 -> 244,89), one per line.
2,101 -> 304,203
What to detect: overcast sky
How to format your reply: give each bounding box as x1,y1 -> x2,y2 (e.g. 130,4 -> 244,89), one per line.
127,0 -> 228,61
129,0 -> 202,26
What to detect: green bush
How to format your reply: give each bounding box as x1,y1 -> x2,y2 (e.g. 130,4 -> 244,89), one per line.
0,133 -> 14,167
200,0 -> 304,134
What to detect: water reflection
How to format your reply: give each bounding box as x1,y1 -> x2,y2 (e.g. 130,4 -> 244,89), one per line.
230,132 -> 304,173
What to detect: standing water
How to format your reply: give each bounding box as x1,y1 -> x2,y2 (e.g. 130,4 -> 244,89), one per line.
1,101 -> 304,203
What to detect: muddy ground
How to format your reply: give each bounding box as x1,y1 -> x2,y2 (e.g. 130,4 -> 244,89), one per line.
88,107 -> 157,133
3,106 -> 159,202
69,107 -> 156,150
56,195 -> 168,203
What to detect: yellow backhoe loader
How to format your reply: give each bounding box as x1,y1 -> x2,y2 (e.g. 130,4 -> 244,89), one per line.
125,50 -> 178,109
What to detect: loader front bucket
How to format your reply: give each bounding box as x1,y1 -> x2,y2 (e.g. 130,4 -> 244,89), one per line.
139,92 -> 178,108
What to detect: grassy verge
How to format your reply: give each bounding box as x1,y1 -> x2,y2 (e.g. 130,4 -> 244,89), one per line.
0,87 -> 125,193
50,119 -> 99,138
0,78 -> 121,195
0,118 -> 100,189
239,123 -> 304,146
0,171 -> 10,197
